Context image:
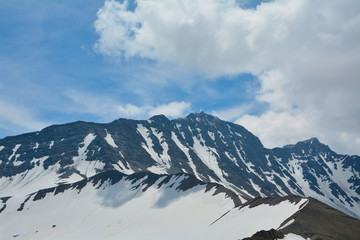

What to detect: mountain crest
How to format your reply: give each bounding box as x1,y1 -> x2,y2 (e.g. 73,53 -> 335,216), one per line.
0,112 -> 359,220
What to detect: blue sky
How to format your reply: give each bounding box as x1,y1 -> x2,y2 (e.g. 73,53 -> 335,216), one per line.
0,0 -> 359,155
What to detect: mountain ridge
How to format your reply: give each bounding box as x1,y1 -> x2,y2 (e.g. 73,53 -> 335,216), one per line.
1,169 -> 325,240
0,112 -> 359,220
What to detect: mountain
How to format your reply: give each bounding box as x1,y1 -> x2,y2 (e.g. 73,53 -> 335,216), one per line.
1,171 -> 359,240
0,112 -> 359,239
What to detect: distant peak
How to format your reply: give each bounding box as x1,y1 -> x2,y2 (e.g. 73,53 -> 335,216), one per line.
281,137 -> 326,150
148,114 -> 169,121
287,137 -> 333,154
185,112 -> 218,121
300,137 -> 321,145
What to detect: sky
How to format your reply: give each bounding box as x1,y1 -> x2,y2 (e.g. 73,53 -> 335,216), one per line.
0,0 -> 359,155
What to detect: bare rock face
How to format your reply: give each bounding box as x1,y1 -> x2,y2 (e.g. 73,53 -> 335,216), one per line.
243,229 -> 284,240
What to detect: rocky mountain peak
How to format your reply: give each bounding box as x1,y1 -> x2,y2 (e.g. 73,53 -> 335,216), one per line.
0,113 -> 359,220
294,137 -> 332,155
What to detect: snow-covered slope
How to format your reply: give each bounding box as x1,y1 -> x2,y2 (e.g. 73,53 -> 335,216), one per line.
0,112 -> 359,220
0,171 -> 309,240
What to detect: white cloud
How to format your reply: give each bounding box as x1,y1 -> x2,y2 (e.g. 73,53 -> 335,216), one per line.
0,100 -> 49,136
94,0 -> 360,154
66,90 -> 191,120
149,101 -> 191,118
211,104 -> 253,122
118,104 -> 149,117
117,101 -> 191,119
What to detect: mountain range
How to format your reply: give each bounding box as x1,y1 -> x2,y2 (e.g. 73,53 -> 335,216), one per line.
0,112 -> 359,239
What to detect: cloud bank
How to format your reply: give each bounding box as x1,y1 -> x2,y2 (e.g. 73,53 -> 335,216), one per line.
66,89 -> 191,120
94,0 -> 360,154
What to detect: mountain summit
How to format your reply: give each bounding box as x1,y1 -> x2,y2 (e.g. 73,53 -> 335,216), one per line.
0,112 -> 359,239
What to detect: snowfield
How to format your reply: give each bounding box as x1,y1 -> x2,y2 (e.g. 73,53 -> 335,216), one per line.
0,172 -> 308,240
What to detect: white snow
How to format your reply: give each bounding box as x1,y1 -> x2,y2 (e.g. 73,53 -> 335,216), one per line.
208,131 -> 215,141
0,175 -> 309,240
171,132 -> 200,179
0,155 -> 62,197
278,219 -> 295,230
114,160 -> 134,175
12,154 -> 23,166
71,133 -> 103,177
58,172 -> 84,184
225,151 -> 239,167
192,135 -> 223,180
235,132 -> 242,137
151,127 -> 171,164
190,134 -> 243,194
265,154 -> 272,167
33,142 -> 39,149
8,144 -> 21,161
175,123 -> 186,139
0,175 -> 236,240
281,153 -> 360,219
283,233 -> 308,240
49,141 -> 54,149
233,142 -> 246,166
249,178 -> 266,197
72,133 -> 96,163
104,129 -> 118,148
137,124 -> 170,174
76,160 -> 105,177
205,198 -> 309,239
0,146 -> 4,152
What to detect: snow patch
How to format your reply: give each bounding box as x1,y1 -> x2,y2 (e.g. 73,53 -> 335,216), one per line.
235,132 -> 242,137
192,136 -> 223,179
208,131 -> 215,141
76,160 -> 105,177
8,144 -> 21,161
49,141 -> 54,149
73,133 -> 96,162
207,198 -> 309,239
137,124 -> 170,173
33,142 -> 39,149
283,233 -> 308,240
150,127 -> 171,165
115,160 -> 134,175
171,132 -> 200,179
278,219 -> 295,230
72,133 -> 99,176
225,151 -> 239,167
12,154 -> 22,166
0,146 -> 4,152
249,178 -> 266,197
104,129 -> 118,148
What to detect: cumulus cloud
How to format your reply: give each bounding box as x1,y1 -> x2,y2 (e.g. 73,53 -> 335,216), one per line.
94,0 -> 360,154
117,102 -> 191,118
117,101 -> 191,119
148,101 -> 191,118
66,90 -> 191,120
